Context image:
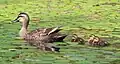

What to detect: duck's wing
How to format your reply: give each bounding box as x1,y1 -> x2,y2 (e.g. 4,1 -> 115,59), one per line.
28,26 -> 61,34
47,26 -> 62,35
51,33 -> 67,42
45,26 -> 67,42
25,26 -> 66,42
25,28 -> 50,42
24,27 -> 66,51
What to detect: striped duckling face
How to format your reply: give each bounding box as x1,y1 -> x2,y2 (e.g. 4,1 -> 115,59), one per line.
88,34 -> 95,43
93,36 -> 100,43
89,34 -> 95,40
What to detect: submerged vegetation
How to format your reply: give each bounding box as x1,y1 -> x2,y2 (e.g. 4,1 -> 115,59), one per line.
0,0 -> 120,64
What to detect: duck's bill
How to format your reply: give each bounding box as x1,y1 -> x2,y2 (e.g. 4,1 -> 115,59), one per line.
12,17 -> 19,23
12,19 -> 19,23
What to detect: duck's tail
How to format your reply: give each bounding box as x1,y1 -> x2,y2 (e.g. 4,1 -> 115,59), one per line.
51,46 -> 60,52
48,26 -> 67,42
53,34 -> 67,42
48,26 -> 62,35
44,43 -> 60,52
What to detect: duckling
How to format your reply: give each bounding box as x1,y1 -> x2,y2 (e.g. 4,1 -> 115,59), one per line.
87,34 -> 109,46
87,34 -> 95,45
71,34 -> 84,44
12,12 -> 67,52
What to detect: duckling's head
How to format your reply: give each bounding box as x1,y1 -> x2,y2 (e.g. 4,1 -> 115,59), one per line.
12,12 -> 30,24
89,34 -> 95,40
94,36 -> 100,42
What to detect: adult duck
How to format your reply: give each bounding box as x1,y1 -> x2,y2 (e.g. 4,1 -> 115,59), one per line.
12,12 -> 67,52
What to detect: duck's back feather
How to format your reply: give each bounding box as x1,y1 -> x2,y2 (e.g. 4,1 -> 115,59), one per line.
24,27 -> 67,45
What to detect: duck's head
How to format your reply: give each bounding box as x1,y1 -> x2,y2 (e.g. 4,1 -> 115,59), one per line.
12,12 -> 30,24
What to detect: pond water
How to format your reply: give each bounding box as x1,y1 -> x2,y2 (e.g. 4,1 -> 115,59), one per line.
0,22 -> 120,64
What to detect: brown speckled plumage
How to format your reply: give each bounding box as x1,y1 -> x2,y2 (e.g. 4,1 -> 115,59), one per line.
87,34 -> 109,47
12,12 -> 67,52
71,34 -> 84,44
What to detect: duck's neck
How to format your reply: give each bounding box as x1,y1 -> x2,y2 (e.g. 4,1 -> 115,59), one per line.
19,27 -> 28,38
19,21 -> 29,38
